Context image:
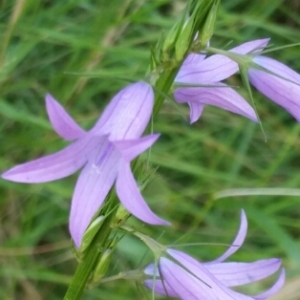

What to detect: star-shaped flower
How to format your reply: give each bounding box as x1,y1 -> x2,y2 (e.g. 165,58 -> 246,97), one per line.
2,82 -> 169,247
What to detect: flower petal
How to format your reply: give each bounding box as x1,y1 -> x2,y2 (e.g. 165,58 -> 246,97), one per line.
144,279 -> 179,298
253,269 -> 285,300
112,134 -> 160,162
176,53 -> 206,81
144,264 -> 178,297
1,135 -> 103,183
188,102 -> 205,124
176,39 -> 270,83
204,259 -> 282,287
249,56 -> 300,122
69,139 -> 120,247
45,94 -> 86,140
231,38 -> 270,55
116,161 -> 169,225
174,84 -> 258,122
182,53 -> 206,66
210,210 -> 248,263
144,263 -> 157,276
159,257 -> 253,300
92,82 -> 154,139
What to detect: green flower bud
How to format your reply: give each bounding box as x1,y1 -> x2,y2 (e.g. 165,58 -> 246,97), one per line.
79,215 -> 106,254
91,249 -> 113,283
113,205 -> 130,226
175,17 -> 195,62
200,0 -> 220,46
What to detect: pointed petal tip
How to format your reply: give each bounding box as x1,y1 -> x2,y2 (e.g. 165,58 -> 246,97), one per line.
45,93 -> 86,140
69,222 -> 84,249
116,161 -> 170,227
1,167 -> 34,183
254,268 -> 285,299
45,93 -> 61,109
45,93 -> 55,103
241,208 -> 247,223
143,217 -> 171,227
1,170 -> 15,181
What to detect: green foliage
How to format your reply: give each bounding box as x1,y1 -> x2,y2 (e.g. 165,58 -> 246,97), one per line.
0,0 -> 300,299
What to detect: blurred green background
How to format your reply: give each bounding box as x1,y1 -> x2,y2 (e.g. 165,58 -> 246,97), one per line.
0,0 -> 300,299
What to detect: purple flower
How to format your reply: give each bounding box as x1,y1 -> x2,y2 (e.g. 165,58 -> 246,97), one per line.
176,38 -> 300,123
144,210 -> 284,300
2,82 -> 168,247
248,55 -> 300,122
175,39 -> 270,123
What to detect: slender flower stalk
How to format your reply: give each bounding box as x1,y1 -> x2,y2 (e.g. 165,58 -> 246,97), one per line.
2,82 -> 169,247
175,38 -> 300,123
144,211 -> 285,300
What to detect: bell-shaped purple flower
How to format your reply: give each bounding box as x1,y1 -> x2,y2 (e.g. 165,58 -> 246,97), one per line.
175,39 -> 271,123
2,82 -> 169,247
248,55 -> 300,122
211,39 -> 300,122
177,38 -> 300,123
144,210 -> 284,300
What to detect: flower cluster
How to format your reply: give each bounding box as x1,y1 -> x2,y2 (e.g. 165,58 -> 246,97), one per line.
2,36 -> 297,299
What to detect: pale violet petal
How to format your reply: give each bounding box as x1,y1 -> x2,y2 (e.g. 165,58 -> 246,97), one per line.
174,84 -> 258,122
249,56 -> 300,122
230,38 -> 270,55
188,102 -> 204,124
182,53 -> 206,66
144,279 -> 179,298
91,82 -> 154,139
253,269 -> 285,300
209,210 -> 248,263
176,53 -> 206,81
116,161 -> 169,225
112,134 -> 160,162
144,263 -> 157,276
159,257 -> 253,300
204,259 -> 282,287
144,263 -> 177,296
1,135 -> 103,183
69,139 -> 120,247
176,39 -> 270,83
168,210 -> 246,267
45,94 -> 86,140
253,56 -> 300,83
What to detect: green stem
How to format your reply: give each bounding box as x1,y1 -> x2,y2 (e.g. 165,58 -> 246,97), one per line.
153,66 -> 180,116
63,197 -> 118,300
